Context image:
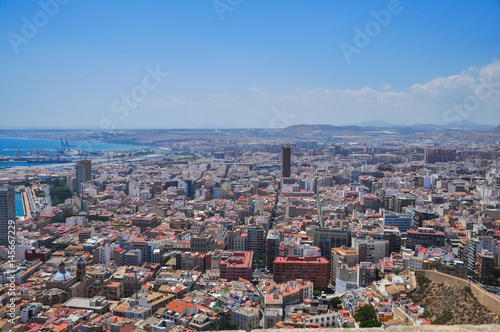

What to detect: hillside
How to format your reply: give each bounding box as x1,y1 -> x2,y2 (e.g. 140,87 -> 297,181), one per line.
409,276 -> 500,325
280,124 -> 346,132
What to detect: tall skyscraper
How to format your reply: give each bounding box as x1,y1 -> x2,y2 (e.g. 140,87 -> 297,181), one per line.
247,226 -> 265,253
313,228 -> 352,261
281,144 -> 291,178
76,160 -> 92,194
0,187 -> 16,247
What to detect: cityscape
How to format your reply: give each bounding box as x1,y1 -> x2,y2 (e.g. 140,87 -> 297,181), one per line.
1,1 -> 500,332
1,125 -> 500,331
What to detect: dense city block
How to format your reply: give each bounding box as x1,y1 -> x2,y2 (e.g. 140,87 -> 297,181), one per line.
1,126 -> 500,330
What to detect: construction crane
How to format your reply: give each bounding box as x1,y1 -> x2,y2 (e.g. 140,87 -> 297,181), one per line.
33,148 -> 43,161
60,137 -> 73,152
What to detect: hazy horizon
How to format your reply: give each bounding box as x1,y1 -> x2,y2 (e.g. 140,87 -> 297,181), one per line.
1,120 -> 498,131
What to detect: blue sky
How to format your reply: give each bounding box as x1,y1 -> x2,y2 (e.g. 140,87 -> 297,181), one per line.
1,0 -> 499,129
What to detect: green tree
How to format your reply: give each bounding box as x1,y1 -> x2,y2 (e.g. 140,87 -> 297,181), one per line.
416,275 -> 430,287
330,296 -> 342,310
88,214 -> 110,222
60,211 -> 73,222
421,309 -> 431,319
353,305 -> 381,328
374,267 -> 381,281
216,320 -> 238,330
432,310 -> 453,325
253,252 -> 267,268
313,290 -> 321,297
49,177 -> 73,206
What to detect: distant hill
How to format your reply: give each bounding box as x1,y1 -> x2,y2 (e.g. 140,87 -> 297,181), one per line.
274,122 -> 499,138
356,120 -> 395,127
410,123 -> 442,129
494,125 -> 500,132
281,124 -> 337,132
447,120 -> 492,128
280,124 -> 361,132
355,120 -> 493,129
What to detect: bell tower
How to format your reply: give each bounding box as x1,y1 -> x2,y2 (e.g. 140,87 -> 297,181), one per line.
76,257 -> 86,283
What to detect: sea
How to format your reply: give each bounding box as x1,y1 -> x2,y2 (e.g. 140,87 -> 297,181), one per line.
0,137 -> 139,168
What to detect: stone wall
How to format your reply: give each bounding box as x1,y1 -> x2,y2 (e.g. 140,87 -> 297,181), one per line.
415,270 -> 500,316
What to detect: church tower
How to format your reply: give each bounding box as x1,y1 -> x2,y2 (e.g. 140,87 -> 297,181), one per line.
76,257 -> 86,283
58,261 -> 66,273
76,256 -> 88,297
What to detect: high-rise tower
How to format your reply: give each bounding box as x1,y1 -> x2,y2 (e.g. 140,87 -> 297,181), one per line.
0,187 -> 16,247
281,145 -> 291,178
76,160 -> 92,195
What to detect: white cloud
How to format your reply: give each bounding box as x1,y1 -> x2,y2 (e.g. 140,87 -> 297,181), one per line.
125,60 -> 500,127
381,83 -> 391,91
376,91 -> 409,107
410,74 -> 477,100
